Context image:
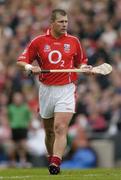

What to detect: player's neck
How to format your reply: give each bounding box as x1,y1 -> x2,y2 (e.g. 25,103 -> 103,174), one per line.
51,29 -> 63,39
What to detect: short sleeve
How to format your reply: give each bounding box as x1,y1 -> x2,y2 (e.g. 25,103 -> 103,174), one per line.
74,38 -> 88,67
17,39 -> 38,64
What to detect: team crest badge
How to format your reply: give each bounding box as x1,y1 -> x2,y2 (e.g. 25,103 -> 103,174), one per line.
64,44 -> 70,52
44,45 -> 51,52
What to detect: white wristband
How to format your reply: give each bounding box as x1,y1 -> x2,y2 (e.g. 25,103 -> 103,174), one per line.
25,64 -> 33,71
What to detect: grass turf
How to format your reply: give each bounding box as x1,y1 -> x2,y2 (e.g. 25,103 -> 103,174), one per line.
0,168 -> 121,180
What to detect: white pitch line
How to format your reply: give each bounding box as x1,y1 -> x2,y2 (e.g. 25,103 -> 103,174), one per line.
0,176 -> 33,179
0,173 -> 121,179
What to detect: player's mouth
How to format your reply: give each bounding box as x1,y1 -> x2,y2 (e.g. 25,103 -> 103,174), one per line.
61,29 -> 67,32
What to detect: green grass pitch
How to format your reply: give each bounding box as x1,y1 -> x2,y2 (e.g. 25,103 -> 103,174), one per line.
0,168 -> 121,180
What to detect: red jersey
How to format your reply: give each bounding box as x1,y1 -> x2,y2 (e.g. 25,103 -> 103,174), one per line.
18,29 -> 88,85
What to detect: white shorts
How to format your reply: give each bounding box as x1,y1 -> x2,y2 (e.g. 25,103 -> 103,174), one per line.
39,82 -> 76,119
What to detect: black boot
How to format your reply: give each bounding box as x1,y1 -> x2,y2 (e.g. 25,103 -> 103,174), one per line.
48,164 -> 60,175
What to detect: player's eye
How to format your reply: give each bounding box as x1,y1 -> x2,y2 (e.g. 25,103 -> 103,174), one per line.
58,21 -> 68,23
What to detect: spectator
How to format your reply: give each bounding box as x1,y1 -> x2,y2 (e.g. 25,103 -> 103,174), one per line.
27,116 -> 47,167
7,92 -> 32,167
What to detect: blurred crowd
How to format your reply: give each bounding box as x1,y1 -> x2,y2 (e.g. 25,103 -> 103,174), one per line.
0,0 -> 121,168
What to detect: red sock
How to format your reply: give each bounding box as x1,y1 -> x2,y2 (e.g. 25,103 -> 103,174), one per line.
47,155 -> 53,164
50,156 -> 61,166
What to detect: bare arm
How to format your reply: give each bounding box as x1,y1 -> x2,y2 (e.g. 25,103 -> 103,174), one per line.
16,61 -> 41,74
17,61 -> 29,70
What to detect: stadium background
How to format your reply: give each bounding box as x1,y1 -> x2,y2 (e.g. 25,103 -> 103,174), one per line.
0,0 -> 121,168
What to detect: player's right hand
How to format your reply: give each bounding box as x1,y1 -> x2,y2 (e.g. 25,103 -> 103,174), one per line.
25,64 -> 41,75
31,66 -> 41,74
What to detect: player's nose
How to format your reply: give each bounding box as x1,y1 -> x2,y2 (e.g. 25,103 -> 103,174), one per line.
63,21 -> 67,26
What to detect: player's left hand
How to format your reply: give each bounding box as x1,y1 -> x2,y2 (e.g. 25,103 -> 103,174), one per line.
80,64 -> 93,74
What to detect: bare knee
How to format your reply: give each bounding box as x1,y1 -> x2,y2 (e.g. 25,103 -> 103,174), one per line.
43,118 -> 54,138
45,128 -> 55,138
54,123 -> 68,136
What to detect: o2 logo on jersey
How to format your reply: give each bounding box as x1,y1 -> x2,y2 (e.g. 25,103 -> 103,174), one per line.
48,50 -> 61,64
48,50 -> 64,67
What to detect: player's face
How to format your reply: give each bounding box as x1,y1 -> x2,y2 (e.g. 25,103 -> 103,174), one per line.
51,14 -> 68,37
